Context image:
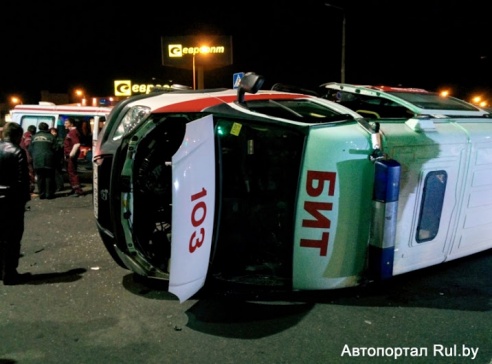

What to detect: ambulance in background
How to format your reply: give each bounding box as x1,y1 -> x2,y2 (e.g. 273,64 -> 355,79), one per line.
9,102 -> 112,163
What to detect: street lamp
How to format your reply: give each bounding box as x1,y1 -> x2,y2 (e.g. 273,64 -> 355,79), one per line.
472,96 -> 482,104
10,96 -> 22,105
74,88 -> 86,105
325,3 -> 346,83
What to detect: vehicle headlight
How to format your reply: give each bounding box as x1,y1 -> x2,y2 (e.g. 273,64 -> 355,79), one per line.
113,105 -> 151,140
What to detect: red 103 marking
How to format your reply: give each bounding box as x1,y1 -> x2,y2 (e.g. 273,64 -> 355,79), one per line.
189,188 -> 207,253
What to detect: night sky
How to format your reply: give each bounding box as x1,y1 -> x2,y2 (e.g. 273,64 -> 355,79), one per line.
2,0 -> 492,104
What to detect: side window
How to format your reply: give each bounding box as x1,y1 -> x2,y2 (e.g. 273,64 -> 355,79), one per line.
78,118 -> 92,146
20,115 -> 54,131
92,116 -> 106,142
56,117 -> 66,139
416,170 -> 448,243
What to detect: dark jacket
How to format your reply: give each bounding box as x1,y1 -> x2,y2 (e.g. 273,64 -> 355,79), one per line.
0,140 -> 31,206
29,130 -> 56,170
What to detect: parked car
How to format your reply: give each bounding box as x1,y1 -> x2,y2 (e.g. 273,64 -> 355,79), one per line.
93,74 -> 492,303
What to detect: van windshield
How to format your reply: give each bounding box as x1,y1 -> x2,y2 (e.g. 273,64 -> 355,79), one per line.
386,92 -> 479,111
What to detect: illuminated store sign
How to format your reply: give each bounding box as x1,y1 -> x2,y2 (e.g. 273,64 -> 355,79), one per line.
114,80 -> 172,96
168,45 -> 225,57
161,35 -> 233,70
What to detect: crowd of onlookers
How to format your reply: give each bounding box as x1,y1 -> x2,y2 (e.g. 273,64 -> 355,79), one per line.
0,118 -> 86,285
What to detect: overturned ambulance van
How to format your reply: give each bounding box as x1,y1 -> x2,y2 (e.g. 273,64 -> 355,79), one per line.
93,73 -> 492,302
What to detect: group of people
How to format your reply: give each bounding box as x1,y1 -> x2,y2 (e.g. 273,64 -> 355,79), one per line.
20,118 -> 85,199
0,118 -> 85,285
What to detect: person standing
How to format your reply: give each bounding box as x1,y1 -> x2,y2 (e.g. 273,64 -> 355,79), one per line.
30,122 -> 57,199
50,127 -> 65,191
0,122 -> 32,285
63,118 -> 84,197
20,124 -> 36,193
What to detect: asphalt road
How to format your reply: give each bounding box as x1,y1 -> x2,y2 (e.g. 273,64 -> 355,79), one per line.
1,183 -> 491,364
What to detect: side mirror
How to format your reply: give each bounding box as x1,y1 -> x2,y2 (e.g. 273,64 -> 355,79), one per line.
237,72 -> 265,104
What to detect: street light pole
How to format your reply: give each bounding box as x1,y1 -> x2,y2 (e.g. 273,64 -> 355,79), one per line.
192,46 -> 210,90
325,3 -> 346,83
192,53 -> 196,90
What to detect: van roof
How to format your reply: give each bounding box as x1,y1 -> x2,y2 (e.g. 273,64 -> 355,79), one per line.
11,103 -> 112,115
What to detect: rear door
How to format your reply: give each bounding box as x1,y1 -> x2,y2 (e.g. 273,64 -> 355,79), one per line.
18,114 -> 56,131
